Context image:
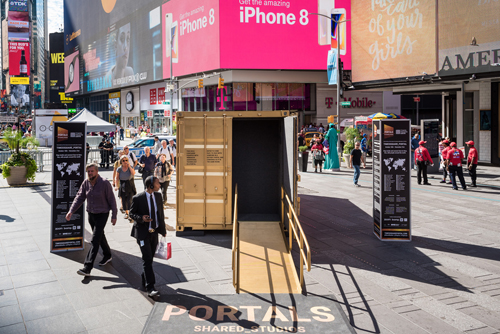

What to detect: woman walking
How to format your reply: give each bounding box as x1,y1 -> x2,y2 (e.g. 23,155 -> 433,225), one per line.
312,140 -> 325,173
154,154 -> 173,208
114,156 -> 136,219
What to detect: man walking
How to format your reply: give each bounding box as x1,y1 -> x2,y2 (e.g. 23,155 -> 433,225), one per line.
350,142 -> 364,187
411,133 -> 419,169
139,147 -> 157,187
98,138 -> 106,168
360,134 -> 368,168
103,138 -> 114,169
157,140 -> 170,162
152,136 -> 161,155
446,142 -> 467,190
168,139 -> 176,167
466,140 -> 478,187
415,140 -> 433,185
123,146 -> 138,168
66,163 -> 117,276
129,176 -> 167,298
440,139 -> 451,183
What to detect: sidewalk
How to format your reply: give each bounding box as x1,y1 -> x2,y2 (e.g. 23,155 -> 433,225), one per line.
1,152 -> 500,333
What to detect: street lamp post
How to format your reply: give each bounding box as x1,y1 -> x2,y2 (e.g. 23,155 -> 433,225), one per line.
309,13 -> 349,163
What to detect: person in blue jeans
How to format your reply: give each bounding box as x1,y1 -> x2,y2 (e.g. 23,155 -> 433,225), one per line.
360,134 -> 368,168
350,142 -> 364,187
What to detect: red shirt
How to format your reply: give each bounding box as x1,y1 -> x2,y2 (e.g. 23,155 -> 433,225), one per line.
441,146 -> 451,160
467,147 -> 478,165
447,148 -> 464,166
312,144 -> 323,151
415,146 -> 432,162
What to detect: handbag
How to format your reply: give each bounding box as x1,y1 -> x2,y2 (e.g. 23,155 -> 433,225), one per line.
155,236 -> 171,260
138,166 -> 144,174
313,150 -> 324,161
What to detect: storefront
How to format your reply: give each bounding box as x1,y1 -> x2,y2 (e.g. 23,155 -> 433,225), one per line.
121,88 -> 140,132
140,82 -> 177,134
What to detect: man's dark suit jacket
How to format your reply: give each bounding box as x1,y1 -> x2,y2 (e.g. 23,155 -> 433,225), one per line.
129,191 -> 166,240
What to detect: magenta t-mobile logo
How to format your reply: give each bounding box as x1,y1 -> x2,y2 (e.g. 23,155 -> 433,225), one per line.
217,87 -> 228,110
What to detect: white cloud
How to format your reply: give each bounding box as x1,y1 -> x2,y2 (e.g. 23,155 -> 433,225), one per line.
47,0 -> 64,34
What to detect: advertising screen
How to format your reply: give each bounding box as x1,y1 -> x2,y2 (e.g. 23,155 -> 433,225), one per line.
9,0 -> 28,12
219,0 -> 351,71
438,0 -> 500,76
351,0 -> 436,82
8,11 -> 29,31
162,0 -> 221,79
9,41 -> 30,76
9,84 -> 30,107
50,33 -> 67,104
109,92 -> 120,114
64,51 -> 80,94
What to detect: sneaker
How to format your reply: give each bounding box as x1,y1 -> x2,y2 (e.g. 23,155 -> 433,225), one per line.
148,289 -> 160,298
453,188 -> 458,190
423,183 -> 431,185
77,268 -> 91,277
98,256 -> 112,266
354,183 -> 360,187
440,180 -> 446,184
470,184 -> 477,187
447,182 -> 453,185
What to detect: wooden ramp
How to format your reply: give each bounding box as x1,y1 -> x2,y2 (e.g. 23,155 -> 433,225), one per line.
238,222 -> 301,294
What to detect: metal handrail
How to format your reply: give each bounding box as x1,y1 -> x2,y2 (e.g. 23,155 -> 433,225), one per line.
281,187 -> 311,288
232,184 -> 239,293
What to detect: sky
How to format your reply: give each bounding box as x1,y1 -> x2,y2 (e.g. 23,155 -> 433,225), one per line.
47,0 -> 64,34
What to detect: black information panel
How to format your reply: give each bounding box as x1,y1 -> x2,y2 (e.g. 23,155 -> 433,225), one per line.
422,119 -> 440,158
50,122 -> 87,252
373,119 -> 411,241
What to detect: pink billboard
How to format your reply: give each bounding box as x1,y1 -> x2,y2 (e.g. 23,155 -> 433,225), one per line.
162,0 -> 220,79
220,0 -> 351,70
65,51 -> 79,94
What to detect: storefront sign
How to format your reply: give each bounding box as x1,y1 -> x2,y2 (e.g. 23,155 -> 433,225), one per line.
158,87 -> 165,104
150,89 -> 157,105
373,119 -> 411,241
164,110 -> 170,117
147,110 -> 153,117
438,0 -> 500,76
326,97 -> 376,109
50,121 -> 87,252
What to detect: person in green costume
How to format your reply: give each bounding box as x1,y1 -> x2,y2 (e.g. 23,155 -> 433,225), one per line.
324,124 -> 340,170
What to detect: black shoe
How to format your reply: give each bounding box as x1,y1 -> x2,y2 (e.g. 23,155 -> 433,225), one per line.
462,187 -> 467,190
423,183 -> 431,185
447,182 -> 453,185
141,273 -> 146,288
98,256 -> 112,266
148,289 -> 160,298
453,188 -> 458,190
471,184 -> 477,187
440,180 -> 446,184
418,183 -> 421,185
77,268 -> 91,277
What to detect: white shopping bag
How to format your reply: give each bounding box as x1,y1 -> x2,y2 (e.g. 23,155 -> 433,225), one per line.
155,237 -> 171,260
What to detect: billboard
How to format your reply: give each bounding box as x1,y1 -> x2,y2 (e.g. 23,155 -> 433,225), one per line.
219,0 -> 351,71
64,0 -> 162,95
8,11 -> 29,31
9,0 -> 28,12
438,0 -> 500,76
9,42 -> 30,76
351,0 -> 436,82
64,51 -> 80,94
50,33 -> 65,103
109,92 -> 120,114
9,84 -> 30,107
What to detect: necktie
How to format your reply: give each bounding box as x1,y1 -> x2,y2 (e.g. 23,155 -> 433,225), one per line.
148,193 -> 157,232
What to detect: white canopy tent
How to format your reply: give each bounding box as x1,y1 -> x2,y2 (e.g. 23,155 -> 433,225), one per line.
68,108 -> 116,132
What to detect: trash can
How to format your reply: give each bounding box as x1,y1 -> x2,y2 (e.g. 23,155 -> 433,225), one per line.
298,151 -> 309,173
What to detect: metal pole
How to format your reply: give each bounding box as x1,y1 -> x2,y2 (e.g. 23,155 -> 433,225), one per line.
170,26 -> 174,135
416,96 -> 419,126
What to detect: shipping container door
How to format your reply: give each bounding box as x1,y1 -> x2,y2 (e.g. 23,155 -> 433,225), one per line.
282,116 -> 298,210
177,115 -> 232,230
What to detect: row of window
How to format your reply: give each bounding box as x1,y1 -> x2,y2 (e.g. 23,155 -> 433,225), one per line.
182,83 -> 316,112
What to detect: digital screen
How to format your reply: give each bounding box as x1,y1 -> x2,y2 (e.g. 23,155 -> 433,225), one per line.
9,0 -> 28,12
8,41 -> 30,76
64,51 -> 80,94
9,84 -> 30,108
8,11 -> 29,32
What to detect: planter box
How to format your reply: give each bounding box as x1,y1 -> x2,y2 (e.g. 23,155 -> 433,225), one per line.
6,166 -> 27,186
298,151 -> 309,173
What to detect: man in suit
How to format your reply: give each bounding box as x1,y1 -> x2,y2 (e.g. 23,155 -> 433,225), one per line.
129,176 -> 166,298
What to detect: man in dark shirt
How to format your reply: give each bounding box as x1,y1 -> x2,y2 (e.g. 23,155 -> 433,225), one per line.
298,132 -> 305,148
350,142 -> 364,187
98,138 -> 106,168
66,163 -> 117,277
103,139 -> 114,169
139,147 -> 157,188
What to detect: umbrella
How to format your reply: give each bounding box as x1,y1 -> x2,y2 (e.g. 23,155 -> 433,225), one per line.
388,113 -> 407,119
368,112 -> 392,119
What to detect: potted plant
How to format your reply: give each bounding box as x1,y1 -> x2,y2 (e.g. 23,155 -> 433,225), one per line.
298,145 -> 309,172
342,127 -> 361,167
1,128 -> 39,186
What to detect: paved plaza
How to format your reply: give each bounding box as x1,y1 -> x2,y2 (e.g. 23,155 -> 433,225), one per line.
0,154 -> 500,333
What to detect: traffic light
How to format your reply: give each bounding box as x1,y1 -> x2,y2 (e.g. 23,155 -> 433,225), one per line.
327,115 -> 338,125
197,79 -> 204,89
218,77 -> 225,89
